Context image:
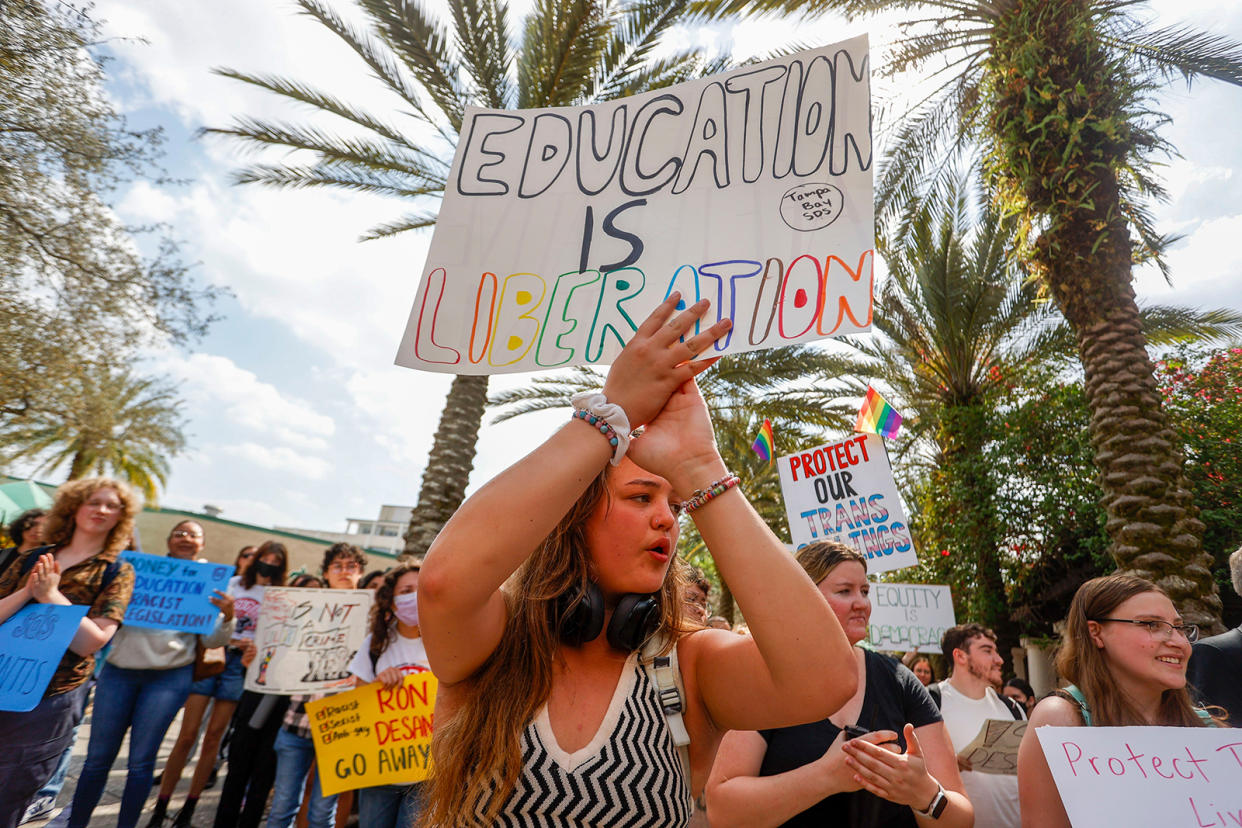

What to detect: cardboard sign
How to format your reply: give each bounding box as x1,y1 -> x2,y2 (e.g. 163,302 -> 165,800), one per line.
0,603 -> 89,711
121,552 -> 232,635
777,433 -> 916,574
956,718 -> 1025,775
306,671 -> 437,795
396,36 -> 874,374
244,587 -> 372,695
1036,725 -> 1242,826
867,583 -> 954,653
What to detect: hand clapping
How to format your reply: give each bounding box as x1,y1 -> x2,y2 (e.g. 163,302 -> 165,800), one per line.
27,553 -> 62,603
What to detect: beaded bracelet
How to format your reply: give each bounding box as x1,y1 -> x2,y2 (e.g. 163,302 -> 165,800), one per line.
682,474 -> 741,515
572,408 -> 622,457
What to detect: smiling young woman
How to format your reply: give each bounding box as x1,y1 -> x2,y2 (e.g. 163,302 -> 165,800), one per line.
417,294 -> 858,826
1017,574 -> 1222,828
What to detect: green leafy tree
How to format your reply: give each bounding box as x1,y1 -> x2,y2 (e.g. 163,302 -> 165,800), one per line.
0,366 -> 186,503
695,0 -> 1242,630
208,0 -> 725,558
1,1 -> 218,427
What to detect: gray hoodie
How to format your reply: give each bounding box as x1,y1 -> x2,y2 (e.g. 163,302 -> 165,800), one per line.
106,613 -> 236,671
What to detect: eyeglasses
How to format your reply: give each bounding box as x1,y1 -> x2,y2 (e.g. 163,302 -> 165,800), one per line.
1094,617 -> 1200,643
328,562 -> 362,573
239,552 -> 256,559
171,530 -> 203,539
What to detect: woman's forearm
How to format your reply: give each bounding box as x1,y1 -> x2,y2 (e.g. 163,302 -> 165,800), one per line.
912,790 -> 973,828
708,764 -> 844,828
69,616 -> 118,656
0,589 -> 30,625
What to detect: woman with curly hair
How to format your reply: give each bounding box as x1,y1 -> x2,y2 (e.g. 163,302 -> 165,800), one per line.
0,477 -> 139,828
418,295 -> 857,826
1017,574 -> 1219,827
348,562 -> 429,827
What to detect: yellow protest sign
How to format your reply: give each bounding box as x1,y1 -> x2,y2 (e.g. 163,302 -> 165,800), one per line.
305,671 -> 437,795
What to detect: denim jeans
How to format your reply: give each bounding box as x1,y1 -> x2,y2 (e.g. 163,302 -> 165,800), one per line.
266,729 -> 337,828
68,662 -> 193,828
358,783 -> 422,828
0,683 -> 88,828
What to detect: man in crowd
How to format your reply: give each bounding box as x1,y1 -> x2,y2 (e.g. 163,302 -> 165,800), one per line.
934,623 -> 1024,828
1187,547 -> 1242,726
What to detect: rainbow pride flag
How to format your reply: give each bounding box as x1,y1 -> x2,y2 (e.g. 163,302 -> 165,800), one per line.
751,418 -> 775,464
855,386 -> 903,439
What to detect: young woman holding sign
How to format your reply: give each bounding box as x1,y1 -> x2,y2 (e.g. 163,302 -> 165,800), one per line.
705,541 -> 971,828
0,478 -> 138,828
418,294 -> 858,826
348,563 -> 431,828
1017,574 -> 1219,827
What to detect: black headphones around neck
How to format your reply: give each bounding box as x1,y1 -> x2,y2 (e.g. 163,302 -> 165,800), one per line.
556,581 -> 662,651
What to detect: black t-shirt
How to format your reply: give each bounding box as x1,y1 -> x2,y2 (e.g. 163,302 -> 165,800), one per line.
758,649 -> 942,828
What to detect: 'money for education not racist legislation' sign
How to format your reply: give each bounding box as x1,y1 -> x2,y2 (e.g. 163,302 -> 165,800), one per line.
867,582 -> 954,653
777,432 -> 916,575
397,35 -> 874,374
121,551 -> 233,636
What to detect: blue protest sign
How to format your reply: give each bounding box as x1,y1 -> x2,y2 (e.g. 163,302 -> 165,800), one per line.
121,552 -> 232,635
0,603 -> 90,711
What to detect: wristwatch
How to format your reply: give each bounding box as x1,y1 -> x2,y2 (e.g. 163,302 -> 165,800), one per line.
914,782 -> 948,819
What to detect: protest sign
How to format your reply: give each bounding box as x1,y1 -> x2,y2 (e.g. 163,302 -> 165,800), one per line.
396,35 -> 874,375
0,603 -> 89,711
307,671 -> 437,796
1036,725 -> 1242,826
244,587 -> 372,695
121,551 -> 232,635
777,433 -> 916,575
956,719 -> 1025,775
867,583 -> 954,653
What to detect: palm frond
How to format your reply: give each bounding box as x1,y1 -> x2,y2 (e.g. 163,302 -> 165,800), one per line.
1108,23 -> 1242,87
519,0 -> 611,108
450,0 -> 515,108
359,210 -> 441,240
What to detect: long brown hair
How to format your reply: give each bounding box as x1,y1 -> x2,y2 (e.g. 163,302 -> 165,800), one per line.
1056,574 -> 1207,727
41,477 -> 139,559
241,540 -> 288,589
368,563 -> 420,667
424,468 -> 694,825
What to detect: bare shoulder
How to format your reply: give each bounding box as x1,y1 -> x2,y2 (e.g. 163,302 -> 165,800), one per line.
1028,694 -> 1084,728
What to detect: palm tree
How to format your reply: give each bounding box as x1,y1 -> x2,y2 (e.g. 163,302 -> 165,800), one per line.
0,365 -> 185,503
694,0 -> 1242,629
207,0 -> 726,558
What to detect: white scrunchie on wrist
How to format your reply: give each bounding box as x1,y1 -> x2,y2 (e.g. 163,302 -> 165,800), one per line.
570,391 -> 633,466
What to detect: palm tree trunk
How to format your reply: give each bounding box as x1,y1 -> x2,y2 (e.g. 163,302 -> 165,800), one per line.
402,374 -> 490,559
989,0 -> 1222,631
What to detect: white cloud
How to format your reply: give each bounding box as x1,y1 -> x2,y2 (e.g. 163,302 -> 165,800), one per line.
218,442 -> 333,481
155,352 -> 335,450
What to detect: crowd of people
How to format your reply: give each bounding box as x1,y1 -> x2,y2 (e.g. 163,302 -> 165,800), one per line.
0,294 -> 1237,828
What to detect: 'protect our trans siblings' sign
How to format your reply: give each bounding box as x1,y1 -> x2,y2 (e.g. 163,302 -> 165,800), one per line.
777,433 -> 916,575
397,35 -> 874,374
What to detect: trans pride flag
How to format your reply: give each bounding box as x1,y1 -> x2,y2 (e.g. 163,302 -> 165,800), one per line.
855,386 -> 902,439
751,418 -> 775,464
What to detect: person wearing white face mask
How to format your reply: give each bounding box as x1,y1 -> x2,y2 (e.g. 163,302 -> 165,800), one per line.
348,563 -> 429,827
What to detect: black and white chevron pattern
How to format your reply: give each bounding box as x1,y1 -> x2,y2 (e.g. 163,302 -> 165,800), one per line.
486,659 -> 692,827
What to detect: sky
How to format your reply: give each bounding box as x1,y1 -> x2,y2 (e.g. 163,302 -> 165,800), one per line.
43,0 -> 1242,534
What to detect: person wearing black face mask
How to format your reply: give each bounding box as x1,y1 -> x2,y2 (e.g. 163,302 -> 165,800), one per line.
149,541 -> 288,828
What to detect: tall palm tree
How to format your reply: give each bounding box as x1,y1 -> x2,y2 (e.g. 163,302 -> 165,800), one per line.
0,365 -> 185,503
208,0 -> 727,558
695,0 -> 1242,629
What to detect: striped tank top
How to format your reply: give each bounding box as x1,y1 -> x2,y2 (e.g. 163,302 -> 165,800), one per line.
486,651 -> 692,827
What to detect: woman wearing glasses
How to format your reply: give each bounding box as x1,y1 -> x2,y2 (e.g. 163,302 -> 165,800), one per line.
1017,574 -> 1221,827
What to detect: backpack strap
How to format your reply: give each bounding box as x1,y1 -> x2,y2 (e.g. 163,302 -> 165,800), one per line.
641,634 -> 691,779
999,692 -> 1026,721
1057,684 -> 1093,727
18,545 -> 124,592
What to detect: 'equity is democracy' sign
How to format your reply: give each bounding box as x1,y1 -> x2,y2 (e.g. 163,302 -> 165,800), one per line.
397,35 -> 874,374
777,433 -> 916,575
867,582 -> 954,653
121,551 -> 233,635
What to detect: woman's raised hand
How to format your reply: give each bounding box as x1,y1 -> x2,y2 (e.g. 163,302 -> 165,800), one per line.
27,553 -> 61,603
626,377 -> 723,494
601,292 -> 731,430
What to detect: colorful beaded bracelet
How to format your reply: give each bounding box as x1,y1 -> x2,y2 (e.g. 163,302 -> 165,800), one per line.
682,474 -> 741,515
572,408 -> 622,454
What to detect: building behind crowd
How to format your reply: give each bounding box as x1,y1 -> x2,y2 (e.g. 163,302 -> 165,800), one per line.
276,503 -> 412,557
0,474 -> 400,574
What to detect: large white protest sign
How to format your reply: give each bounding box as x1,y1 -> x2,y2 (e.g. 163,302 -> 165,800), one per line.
1036,725 -> 1242,827
396,36 -> 873,374
867,583 -> 954,653
777,433 -> 916,575
244,587 -> 372,695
